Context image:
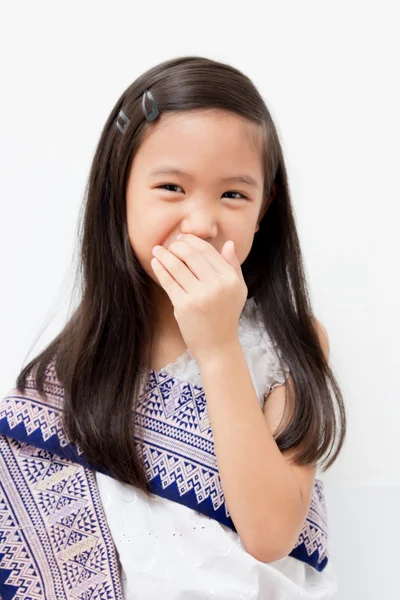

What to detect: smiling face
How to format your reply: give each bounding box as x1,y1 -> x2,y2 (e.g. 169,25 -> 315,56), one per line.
126,108 -> 266,328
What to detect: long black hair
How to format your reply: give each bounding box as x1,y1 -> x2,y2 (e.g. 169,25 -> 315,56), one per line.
15,56 -> 346,496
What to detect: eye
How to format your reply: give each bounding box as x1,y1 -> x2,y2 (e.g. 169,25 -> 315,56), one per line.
157,184 -> 183,193
223,191 -> 249,200
157,184 -> 249,200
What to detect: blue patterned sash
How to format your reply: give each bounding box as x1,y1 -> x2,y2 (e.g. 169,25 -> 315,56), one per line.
0,360 -> 330,599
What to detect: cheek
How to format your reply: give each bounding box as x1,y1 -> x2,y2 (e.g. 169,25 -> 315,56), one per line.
236,233 -> 257,265
126,208 -> 172,273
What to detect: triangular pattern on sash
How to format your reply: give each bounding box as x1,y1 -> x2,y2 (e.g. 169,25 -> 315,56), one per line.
0,435 -> 124,600
136,369 -> 329,572
0,359 -> 330,573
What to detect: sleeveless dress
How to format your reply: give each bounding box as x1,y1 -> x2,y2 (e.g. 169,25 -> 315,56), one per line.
96,297 -> 339,599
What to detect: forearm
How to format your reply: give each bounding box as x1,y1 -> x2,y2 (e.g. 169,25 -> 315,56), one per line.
198,340 -> 302,562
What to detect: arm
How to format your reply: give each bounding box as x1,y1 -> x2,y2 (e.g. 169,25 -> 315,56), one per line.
197,318 -> 329,563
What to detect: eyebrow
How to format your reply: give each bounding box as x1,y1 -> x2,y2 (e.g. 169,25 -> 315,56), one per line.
148,167 -> 260,190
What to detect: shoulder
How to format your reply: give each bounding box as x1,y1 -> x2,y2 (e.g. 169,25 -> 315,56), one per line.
262,316 -> 330,433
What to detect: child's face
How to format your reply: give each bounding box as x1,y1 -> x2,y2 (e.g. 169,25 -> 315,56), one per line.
126,108 -> 265,289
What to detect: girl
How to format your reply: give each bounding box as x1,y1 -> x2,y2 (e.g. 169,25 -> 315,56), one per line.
0,56 -> 346,599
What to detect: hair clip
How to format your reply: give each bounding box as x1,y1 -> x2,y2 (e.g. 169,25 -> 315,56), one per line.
116,109 -> 130,135
116,89 -> 160,135
142,89 -> 160,122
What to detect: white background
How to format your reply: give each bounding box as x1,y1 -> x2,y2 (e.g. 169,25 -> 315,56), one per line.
1,1 -> 399,598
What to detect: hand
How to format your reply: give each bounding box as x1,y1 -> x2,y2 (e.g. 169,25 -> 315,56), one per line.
151,234 -> 248,365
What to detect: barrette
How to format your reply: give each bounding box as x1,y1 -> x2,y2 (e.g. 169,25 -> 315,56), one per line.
142,89 -> 160,122
116,89 -> 160,135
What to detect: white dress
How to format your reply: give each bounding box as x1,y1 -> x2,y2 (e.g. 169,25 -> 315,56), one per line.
96,297 -> 339,599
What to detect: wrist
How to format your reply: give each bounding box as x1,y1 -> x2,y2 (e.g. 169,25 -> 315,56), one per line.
196,339 -> 243,372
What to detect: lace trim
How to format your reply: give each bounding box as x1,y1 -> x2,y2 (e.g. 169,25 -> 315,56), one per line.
154,297 -> 290,396
155,296 -> 259,376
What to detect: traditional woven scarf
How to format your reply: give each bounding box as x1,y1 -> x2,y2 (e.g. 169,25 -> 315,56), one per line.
0,359 -> 330,599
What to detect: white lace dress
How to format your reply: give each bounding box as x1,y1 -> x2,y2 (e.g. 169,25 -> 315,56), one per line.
96,297 -> 339,599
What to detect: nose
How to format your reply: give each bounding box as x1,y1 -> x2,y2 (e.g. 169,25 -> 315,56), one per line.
179,200 -> 219,240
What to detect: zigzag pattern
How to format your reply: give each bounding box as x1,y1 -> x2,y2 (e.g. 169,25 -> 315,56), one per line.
143,442 -> 225,511
1,390 -> 69,447
291,479 -> 328,562
0,357 -> 330,577
0,436 -> 123,600
136,370 -> 329,567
